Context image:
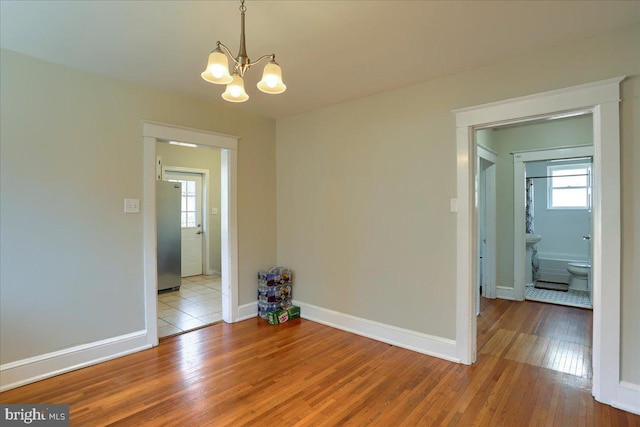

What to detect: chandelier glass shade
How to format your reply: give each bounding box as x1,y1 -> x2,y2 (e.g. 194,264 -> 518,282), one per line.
222,73 -> 249,102
257,60 -> 287,94
201,0 -> 286,102
201,49 -> 233,84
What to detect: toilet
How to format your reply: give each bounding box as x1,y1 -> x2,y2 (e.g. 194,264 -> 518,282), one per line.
567,262 -> 590,291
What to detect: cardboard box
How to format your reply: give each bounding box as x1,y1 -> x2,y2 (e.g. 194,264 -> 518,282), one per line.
267,305 -> 301,325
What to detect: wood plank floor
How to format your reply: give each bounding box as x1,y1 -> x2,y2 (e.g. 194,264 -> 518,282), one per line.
2,299 -> 638,426
478,297 -> 593,379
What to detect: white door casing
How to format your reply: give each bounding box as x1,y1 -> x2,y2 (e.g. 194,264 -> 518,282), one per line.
142,121 -> 239,347
454,77 -> 624,407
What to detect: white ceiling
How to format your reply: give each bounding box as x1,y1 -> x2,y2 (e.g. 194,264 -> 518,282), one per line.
1,1 -> 639,119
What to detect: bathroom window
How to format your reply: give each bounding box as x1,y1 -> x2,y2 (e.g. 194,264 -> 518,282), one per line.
547,163 -> 591,209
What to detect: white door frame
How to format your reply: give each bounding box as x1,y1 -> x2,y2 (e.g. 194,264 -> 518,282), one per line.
143,121 -> 239,346
454,77 -> 624,406
512,145 -> 593,300
162,166 -> 212,276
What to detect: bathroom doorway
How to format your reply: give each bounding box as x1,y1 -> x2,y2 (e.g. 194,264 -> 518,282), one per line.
520,155 -> 593,309
475,113 -> 594,302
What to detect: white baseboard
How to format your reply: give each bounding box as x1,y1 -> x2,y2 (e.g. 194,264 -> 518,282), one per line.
206,269 -> 221,276
611,381 -> 640,415
294,300 -> 459,363
0,330 -> 150,392
237,301 -> 257,321
497,286 -> 516,300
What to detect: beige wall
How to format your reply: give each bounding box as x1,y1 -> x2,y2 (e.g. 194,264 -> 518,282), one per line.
482,115 -> 593,287
0,49 -> 277,364
276,24 -> 640,383
156,142 -> 222,274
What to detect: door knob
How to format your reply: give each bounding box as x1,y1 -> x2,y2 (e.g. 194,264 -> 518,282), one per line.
583,235 -> 591,241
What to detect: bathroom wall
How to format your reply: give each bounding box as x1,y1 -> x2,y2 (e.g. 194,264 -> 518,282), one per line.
526,159 -> 591,283
476,129 -> 497,152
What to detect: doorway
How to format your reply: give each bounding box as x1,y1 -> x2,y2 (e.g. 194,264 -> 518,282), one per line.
454,77 -> 623,406
518,154 -> 593,309
158,164 -> 222,338
142,121 -> 240,347
163,169 -> 206,277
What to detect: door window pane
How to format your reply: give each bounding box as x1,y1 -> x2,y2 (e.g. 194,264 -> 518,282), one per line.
167,177 -> 199,228
187,212 -> 196,227
187,181 -> 196,196
187,197 -> 196,212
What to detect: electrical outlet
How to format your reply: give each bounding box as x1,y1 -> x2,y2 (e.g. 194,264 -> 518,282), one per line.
124,199 -> 140,213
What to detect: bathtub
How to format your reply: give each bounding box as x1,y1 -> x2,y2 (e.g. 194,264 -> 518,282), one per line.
537,255 -> 589,284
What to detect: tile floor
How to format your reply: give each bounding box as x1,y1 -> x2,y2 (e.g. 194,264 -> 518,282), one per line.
525,285 -> 592,309
157,274 -> 222,338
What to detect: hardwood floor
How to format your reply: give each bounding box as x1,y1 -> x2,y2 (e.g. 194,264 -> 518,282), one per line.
2,299 -> 638,426
478,297 -> 592,379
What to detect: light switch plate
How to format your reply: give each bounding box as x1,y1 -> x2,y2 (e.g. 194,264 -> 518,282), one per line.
124,199 -> 140,213
211,207 -> 218,215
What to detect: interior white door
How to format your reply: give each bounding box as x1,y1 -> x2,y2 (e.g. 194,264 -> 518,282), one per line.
164,172 -> 203,277
478,162 -> 486,315
477,149 -> 497,301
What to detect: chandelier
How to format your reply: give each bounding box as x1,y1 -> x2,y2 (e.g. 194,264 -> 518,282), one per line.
201,0 -> 286,103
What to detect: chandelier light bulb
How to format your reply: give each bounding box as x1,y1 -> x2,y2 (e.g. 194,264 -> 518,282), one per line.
229,84 -> 242,97
210,64 -> 227,79
265,75 -> 279,88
